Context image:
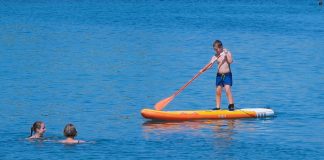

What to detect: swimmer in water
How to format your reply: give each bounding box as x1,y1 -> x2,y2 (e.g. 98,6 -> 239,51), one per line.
59,123 -> 85,144
28,121 -> 46,139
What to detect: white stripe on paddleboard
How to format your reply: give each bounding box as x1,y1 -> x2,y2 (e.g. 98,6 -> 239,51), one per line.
240,108 -> 274,117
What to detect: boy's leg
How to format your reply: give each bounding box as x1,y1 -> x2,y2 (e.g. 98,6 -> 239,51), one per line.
224,85 -> 234,104
224,85 -> 235,111
215,86 -> 222,109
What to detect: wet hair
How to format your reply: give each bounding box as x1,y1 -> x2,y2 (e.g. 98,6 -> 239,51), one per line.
213,40 -> 223,48
30,121 -> 43,136
64,123 -> 77,138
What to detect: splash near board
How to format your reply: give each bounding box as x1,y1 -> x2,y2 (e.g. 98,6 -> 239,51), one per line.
141,108 -> 274,121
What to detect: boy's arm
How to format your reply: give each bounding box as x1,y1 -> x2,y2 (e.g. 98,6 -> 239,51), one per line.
200,55 -> 217,72
224,49 -> 233,63
209,55 -> 218,64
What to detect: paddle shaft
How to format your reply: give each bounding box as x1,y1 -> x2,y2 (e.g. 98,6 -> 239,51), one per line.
154,55 -> 219,110
172,62 -> 213,97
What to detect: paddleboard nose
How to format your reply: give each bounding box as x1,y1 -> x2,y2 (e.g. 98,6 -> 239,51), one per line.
241,108 -> 275,118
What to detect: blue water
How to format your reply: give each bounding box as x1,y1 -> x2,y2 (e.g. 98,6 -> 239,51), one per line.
1,0 -> 324,159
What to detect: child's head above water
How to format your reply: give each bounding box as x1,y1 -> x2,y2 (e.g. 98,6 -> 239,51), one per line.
63,123 -> 77,138
30,121 -> 46,138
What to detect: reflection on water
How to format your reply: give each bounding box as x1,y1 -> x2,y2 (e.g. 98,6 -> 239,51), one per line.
142,120 -> 239,140
142,117 -> 274,153
142,120 -> 239,150
212,120 -> 235,141
142,118 -> 275,149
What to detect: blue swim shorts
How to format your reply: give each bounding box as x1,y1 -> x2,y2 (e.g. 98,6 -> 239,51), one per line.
216,72 -> 233,87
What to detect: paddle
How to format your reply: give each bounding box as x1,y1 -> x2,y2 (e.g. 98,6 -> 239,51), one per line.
154,62 -> 214,111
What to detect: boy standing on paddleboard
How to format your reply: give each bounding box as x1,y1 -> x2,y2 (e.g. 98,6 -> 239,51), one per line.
203,40 -> 235,111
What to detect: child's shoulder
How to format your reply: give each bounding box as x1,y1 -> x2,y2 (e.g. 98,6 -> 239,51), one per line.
59,139 -> 85,144
224,48 -> 231,52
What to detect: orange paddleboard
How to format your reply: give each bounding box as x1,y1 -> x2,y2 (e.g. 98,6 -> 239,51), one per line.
141,108 -> 274,121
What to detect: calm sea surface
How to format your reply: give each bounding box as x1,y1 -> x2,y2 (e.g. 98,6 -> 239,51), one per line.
1,0 -> 323,159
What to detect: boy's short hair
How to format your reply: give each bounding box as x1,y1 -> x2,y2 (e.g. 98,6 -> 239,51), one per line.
64,123 -> 77,138
213,40 -> 223,48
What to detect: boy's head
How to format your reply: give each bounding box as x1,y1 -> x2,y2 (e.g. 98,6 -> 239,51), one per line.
213,40 -> 223,54
64,123 -> 77,138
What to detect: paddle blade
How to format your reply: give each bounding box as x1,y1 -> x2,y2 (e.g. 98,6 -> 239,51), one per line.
154,96 -> 174,111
